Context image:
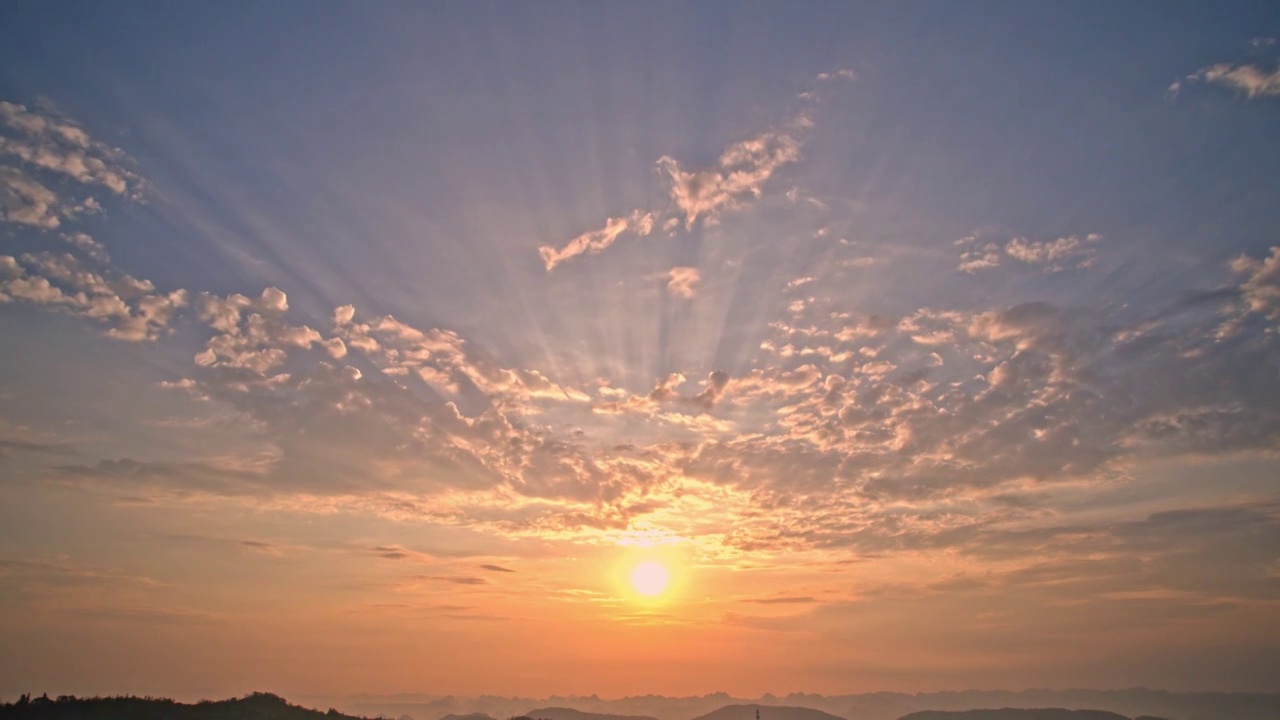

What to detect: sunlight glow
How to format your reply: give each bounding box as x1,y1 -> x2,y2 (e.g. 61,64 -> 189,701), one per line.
630,561 -> 670,597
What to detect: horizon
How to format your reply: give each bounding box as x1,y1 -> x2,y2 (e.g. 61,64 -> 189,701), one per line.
5,688 -> 1280,720
2,0 -> 1280,704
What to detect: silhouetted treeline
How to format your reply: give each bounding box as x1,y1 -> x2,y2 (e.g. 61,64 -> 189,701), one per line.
0,692 -> 373,720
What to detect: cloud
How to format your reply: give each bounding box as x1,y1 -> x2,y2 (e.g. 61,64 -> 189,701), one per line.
0,252 -> 188,340
0,99 -> 145,300
593,370 -> 734,419
62,231 -> 109,263
1229,246 -> 1280,321
1005,233 -> 1103,270
149,533 -> 292,557
816,68 -> 857,81
0,100 -> 143,198
958,243 -> 1002,273
539,211 -> 654,271
1174,41 -> 1280,99
4,87 -> 1280,626
419,575 -> 487,585
190,288 -> 336,371
1184,62 -> 1280,98
657,128 -> 802,230
539,74 -> 842,270
0,429 -> 76,460
368,545 -> 432,561
331,305 -> 591,406
0,166 -> 63,228
958,232 -> 1103,273
666,266 -> 700,298
22,227 -> 1278,563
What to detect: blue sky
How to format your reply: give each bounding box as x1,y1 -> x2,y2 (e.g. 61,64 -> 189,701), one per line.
2,0 -> 1280,699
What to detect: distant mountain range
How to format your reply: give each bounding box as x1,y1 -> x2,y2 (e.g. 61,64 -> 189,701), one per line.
689,704 -> 845,720
898,711 -> 1161,720
524,707 -> 659,720
324,689 -> 1280,720
5,690 -> 1273,720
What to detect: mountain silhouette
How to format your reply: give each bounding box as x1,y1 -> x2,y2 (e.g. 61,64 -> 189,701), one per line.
898,711 -> 1151,720
0,692 -> 370,720
525,708 -> 658,720
440,714 -> 497,720
690,705 -> 847,720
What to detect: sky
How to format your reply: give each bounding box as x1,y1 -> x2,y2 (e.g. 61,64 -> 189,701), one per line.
2,0 -> 1280,702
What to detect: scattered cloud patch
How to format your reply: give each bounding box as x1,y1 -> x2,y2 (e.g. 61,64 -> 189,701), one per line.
957,231 -> 1103,273
0,101 -> 143,198
0,252 -> 187,340
666,266 -> 700,298
657,128 -> 802,230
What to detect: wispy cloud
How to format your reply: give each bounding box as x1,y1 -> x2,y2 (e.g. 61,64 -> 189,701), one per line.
1172,40 -> 1280,99
537,71 -> 853,271
1182,62 -> 1280,98
538,211 -> 654,271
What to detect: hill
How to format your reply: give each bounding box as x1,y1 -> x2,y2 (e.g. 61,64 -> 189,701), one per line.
524,709 -> 658,720
441,714 -> 497,720
898,711 -> 1146,720
690,705 -> 846,720
0,692 -> 371,720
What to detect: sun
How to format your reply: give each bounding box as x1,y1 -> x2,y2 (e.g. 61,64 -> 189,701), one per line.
630,560 -> 670,597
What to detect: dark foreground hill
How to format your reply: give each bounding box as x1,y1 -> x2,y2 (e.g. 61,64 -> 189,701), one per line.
691,705 -> 846,720
898,710 -> 1164,720
524,708 -> 658,720
0,692 -> 371,720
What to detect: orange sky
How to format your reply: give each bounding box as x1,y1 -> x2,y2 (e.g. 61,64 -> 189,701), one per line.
3,2 -> 1280,701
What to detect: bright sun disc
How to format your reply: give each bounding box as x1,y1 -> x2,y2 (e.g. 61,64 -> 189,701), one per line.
631,561 -> 670,597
